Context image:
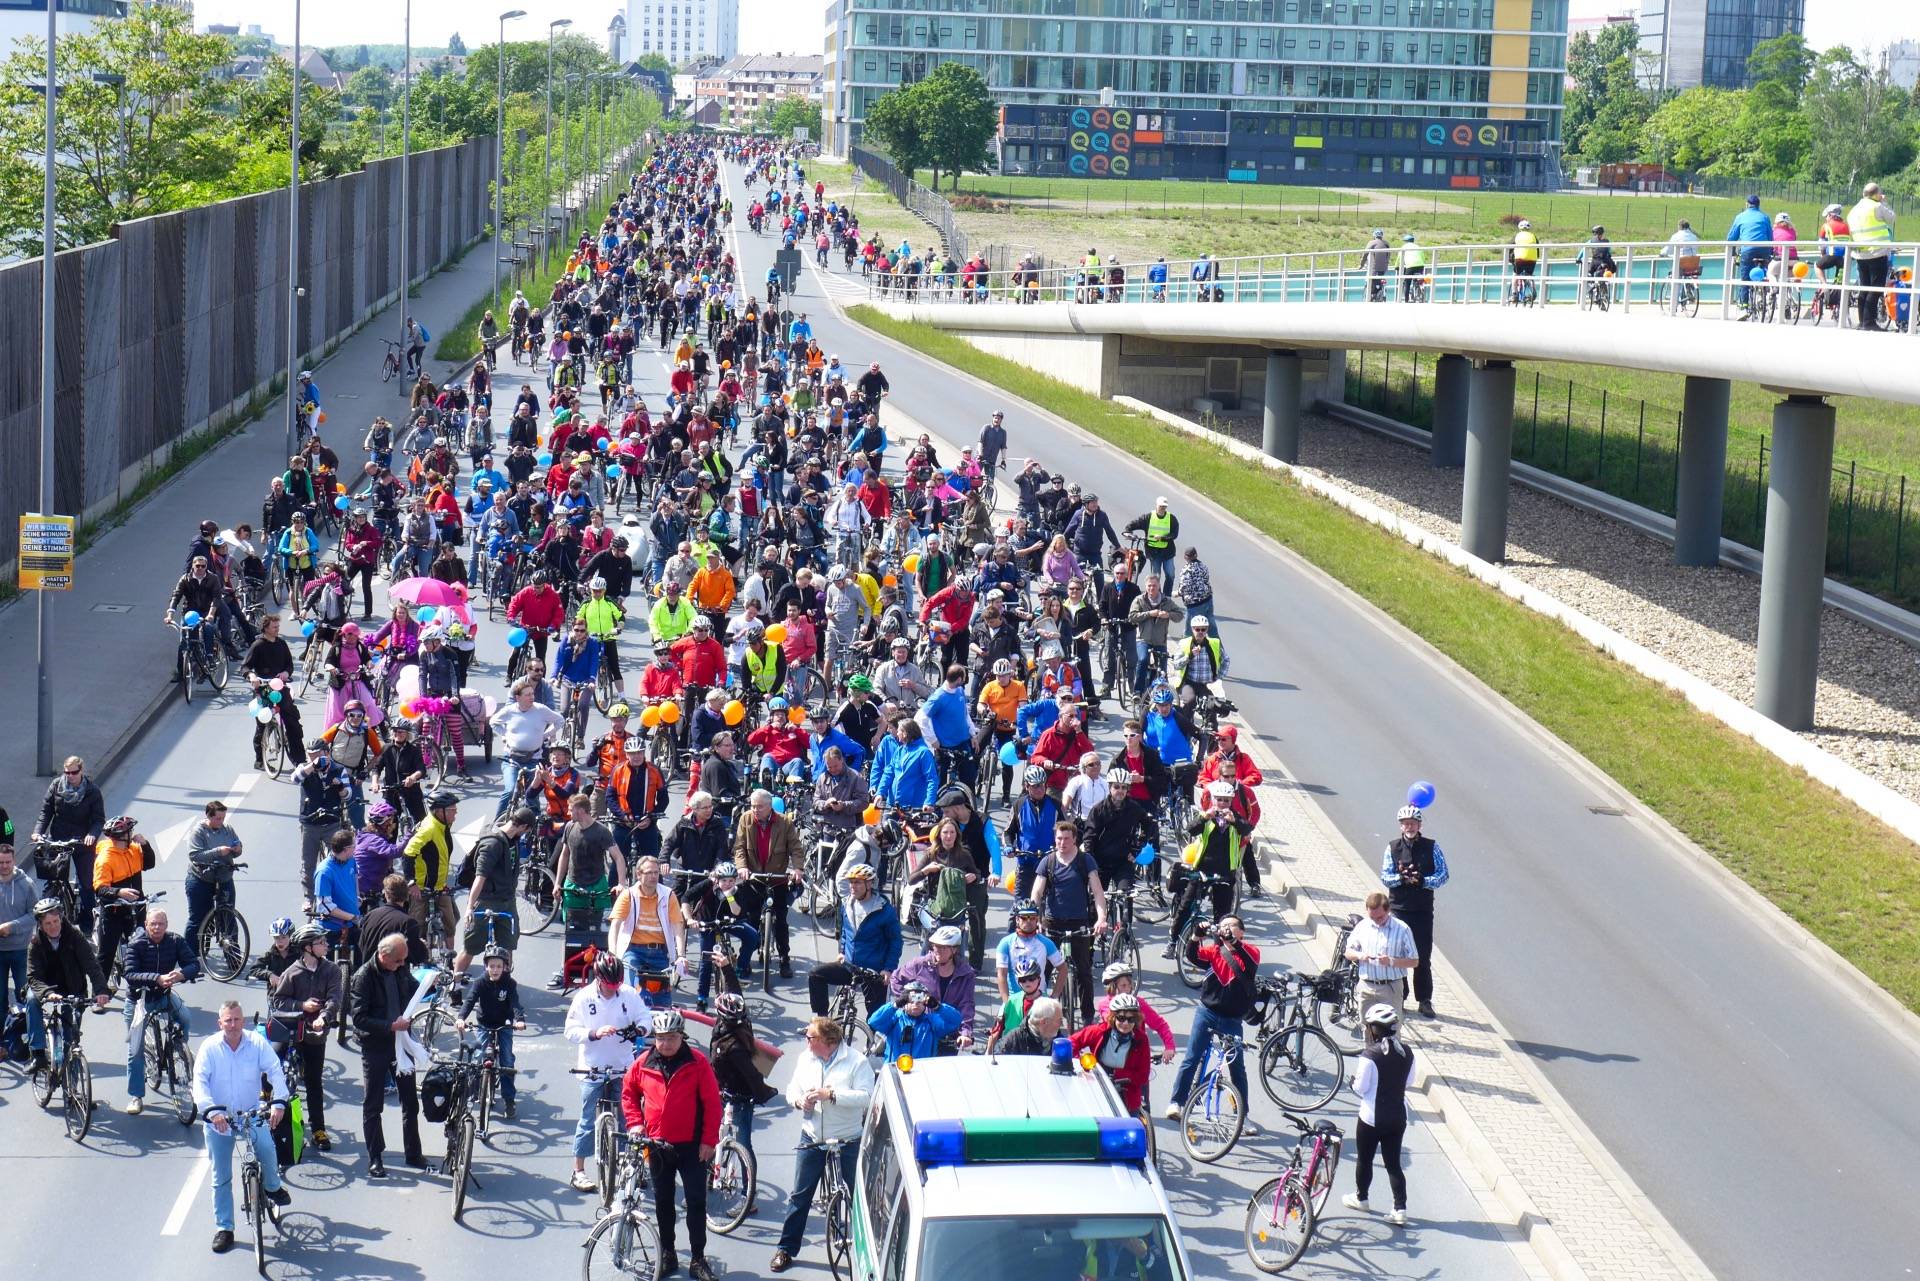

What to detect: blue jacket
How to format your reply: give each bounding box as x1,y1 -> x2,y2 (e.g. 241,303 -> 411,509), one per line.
1016,698 -> 1061,743
121,930 -> 201,992
921,685 -> 973,750
552,636 -> 604,685
808,727 -> 867,774
1727,208 -> 1772,245
1143,709 -> 1193,766
1006,793 -> 1061,858
841,894 -> 903,972
877,739 -> 940,808
314,857 -> 360,936
869,1000 -> 963,1060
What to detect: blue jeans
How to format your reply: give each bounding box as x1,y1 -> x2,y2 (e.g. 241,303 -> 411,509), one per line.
696,923 -> 761,1000
491,1026 -> 518,1102
574,1075 -> 620,1158
206,1116 -> 283,1232
389,544 -> 431,580
1169,1006 -> 1248,1108
183,876 -> 223,952
778,1139 -> 861,1255
1738,248 -> 1773,306
0,950 -> 43,1053
622,943 -> 673,1000
728,1094 -> 757,1155
1145,550 -> 1174,589
1133,641 -> 1167,695
124,991 -> 189,1098
497,751 -> 541,819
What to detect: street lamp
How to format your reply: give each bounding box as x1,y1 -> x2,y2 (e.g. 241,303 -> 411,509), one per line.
494,10 -> 526,319
34,0 -> 57,775
286,0 -> 304,452
545,18 -> 572,249
398,0 -> 413,395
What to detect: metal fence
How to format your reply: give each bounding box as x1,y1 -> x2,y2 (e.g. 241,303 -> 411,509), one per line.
0,137 -> 493,578
848,145 -> 969,261
1688,174 -> 1914,221
1346,351 -> 1920,610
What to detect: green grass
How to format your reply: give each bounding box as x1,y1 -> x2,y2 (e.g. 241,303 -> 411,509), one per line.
848,303 -> 1920,1015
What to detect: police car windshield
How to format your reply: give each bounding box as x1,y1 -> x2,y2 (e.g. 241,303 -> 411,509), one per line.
918,1215 -> 1183,1281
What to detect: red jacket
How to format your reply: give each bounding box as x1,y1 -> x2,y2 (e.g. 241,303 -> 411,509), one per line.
1070,1021 -> 1153,1115
1197,749 -> 1263,826
672,635 -> 728,688
621,1045 -> 722,1146
507,585 -> 566,633
919,585 -> 974,633
1031,724 -> 1096,792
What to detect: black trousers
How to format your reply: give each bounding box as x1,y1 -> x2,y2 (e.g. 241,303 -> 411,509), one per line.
764,878 -> 793,962
291,1039 -> 327,1133
1355,1119 -> 1407,1209
1399,908 -> 1435,1004
360,1046 -> 423,1162
807,964 -> 888,1018
1046,919 -> 1097,1025
1856,255 -> 1891,330
649,1140 -> 709,1259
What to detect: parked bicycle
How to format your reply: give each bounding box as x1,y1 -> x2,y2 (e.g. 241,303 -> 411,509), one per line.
1255,971 -> 1347,1114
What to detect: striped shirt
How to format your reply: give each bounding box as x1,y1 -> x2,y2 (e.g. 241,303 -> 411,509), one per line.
1345,913 -> 1418,984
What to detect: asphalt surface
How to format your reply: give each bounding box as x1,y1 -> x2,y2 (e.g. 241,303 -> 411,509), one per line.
729,163 -> 1920,1281
0,166 -> 1534,1281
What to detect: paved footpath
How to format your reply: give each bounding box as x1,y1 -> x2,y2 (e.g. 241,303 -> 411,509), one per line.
0,238 -> 497,831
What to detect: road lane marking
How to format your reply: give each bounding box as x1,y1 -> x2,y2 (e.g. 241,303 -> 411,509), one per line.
155,772 -> 261,866
160,1155 -> 209,1236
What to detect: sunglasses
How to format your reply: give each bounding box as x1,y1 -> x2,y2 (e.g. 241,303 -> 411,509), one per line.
62,767 -> 81,775
1113,1013 -> 1140,1023
1018,973 -> 1042,983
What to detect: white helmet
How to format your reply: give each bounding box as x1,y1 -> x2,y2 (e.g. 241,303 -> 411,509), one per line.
1364,1003 -> 1400,1029
1517,219 -> 1531,230
1397,805 -> 1423,822
1107,768 -> 1132,789
589,575 -> 608,590
1208,780 -> 1236,800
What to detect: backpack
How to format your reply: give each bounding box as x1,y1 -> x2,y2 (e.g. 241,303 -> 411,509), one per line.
453,830 -> 503,893
315,581 -> 347,626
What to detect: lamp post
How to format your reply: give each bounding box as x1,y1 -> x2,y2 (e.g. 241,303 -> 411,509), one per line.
398,0 -> 413,395
285,1 -> 305,448
545,18 -> 571,250
34,0 -> 57,775
494,10 -> 526,319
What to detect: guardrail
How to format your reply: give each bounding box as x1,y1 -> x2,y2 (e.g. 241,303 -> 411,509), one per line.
864,238 -> 1920,334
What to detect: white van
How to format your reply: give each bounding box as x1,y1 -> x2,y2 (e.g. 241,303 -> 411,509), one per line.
850,1053 -> 1194,1281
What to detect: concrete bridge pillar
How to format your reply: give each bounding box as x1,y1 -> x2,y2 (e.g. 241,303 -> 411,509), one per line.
1674,376 -> 1731,567
1431,354 -> 1470,468
1263,349 -> 1302,463
1460,361 -> 1517,563
1755,395 -> 1836,730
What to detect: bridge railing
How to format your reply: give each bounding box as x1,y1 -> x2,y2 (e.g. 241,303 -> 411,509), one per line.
862,238 -> 1920,334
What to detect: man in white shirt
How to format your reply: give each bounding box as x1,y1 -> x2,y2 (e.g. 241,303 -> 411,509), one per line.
1061,752 -> 1112,821
1344,890 -> 1418,1025
192,999 -> 290,1254
490,677 -> 568,818
770,1016 -> 876,1273
565,952 -> 650,1191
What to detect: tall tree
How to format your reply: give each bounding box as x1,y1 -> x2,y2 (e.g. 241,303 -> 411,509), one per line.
1801,48 -> 1916,189
861,85 -> 931,180
447,33 -> 468,58
917,62 -> 997,190
754,96 -> 821,141
1641,88 -> 1752,174
1564,24 -> 1651,162
0,2 -> 238,254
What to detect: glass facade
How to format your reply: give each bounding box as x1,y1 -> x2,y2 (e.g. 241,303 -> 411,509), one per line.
1700,0 -> 1800,89
826,0 -> 1568,176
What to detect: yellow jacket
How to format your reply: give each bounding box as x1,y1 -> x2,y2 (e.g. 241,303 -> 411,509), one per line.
405,813 -> 454,892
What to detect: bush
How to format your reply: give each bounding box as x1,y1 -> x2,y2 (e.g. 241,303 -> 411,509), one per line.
951,194 -> 1010,213
1498,212 -> 1526,228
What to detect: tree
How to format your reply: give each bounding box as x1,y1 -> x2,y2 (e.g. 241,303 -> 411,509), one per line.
464,35 -> 612,101
1801,48 -> 1916,189
0,2 -> 238,255
447,33 -> 468,58
1641,88 -> 1752,175
917,62 -> 996,189
636,53 -> 672,77
1565,24 -> 1651,162
861,85 -> 931,179
344,64 -> 393,113
754,95 -> 821,141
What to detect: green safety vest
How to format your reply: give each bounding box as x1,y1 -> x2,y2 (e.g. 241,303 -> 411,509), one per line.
1849,198 -> 1891,247
1172,636 -> 1223,689
651,596 -> 695,643
1402,246 -> 1427,269
1145,511 -> 1173,550
744,645 -> 780,693
578,597 -> 623,641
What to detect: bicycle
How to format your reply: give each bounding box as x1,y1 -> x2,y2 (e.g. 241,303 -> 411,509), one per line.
252,688 -> 294,779
708,1091 -> 758,1235
433,1041 -> 484,1219
574,1029 -> 647,1210
829,966 -> 885,1057
227,1106 -> 285,1272
31,995 -> 98,1141
518,835 -> 562,937
127,971 -> 200,1125
1243,1121 -> 1324,1272
1050,925 -> 1098,1032
1579,270 -> 1614,312
28,838 -> 84,924
809,1129 -> 860,1281
1254,972 -> 1347,1114
1179,1031 -> 1245,1163
193,865 -> 253,982
581,1128 -> 666,1281
1167,869 -> 1232,989
1506,271 -> 1539,308
1656,264 -> 1702,317
747,871 -> 791,995
379,339 -> 404,383
174,618 -> 231,704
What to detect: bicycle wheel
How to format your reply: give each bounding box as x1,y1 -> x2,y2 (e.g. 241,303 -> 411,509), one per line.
707,1138 -> 756,1234
413,1006 -> 452,1058
208,644 -> 231,692
595,666 -> 617,715
199,906 -> 251,982
520,864 -> 559,935
450,1111 -> 476,1219
262,722 -> 288,779
1244,1175 -> 1314,1274
1682,283 -> 1700,318
269,560 -> 288,607
168,1036 -> 197,1125
180,646 -> 194,705
825,1186 -> 852,1281
790,664 -> 827,713
648,726 -> 675,779
1131,877 -> 1170,926
594,1112 -> 621,1211
1180,1075 -> 1243,1163
248,1163 -> 268,1272
478,1065 -> 495,1139
31,1049 -> 57,1108
1309,1137 -> 1341,1215
581,1209 -> 661,1281
1259,1026 -> 1344,1113
64,1051 -> 93,1142
1175,918 -> 1208,990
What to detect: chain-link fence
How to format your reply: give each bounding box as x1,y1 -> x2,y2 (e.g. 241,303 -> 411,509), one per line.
1687,174 -> 1914,221
1346,351 -> 1920,610
848,145 -> 968,260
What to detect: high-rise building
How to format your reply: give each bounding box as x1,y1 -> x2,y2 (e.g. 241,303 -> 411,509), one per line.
1887,39 -> 1920,93
824,0 -> 1569,191
626,0 -> 738,67
1638,0 -> 1803,92
608,13 -> 627,66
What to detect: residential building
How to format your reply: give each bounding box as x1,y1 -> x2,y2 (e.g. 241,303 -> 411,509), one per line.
625,0 -> 738,66
0,0 -> 192,54
1638,0 -> 1803,92
823,0 -> 1569,190
696,53 -> 823,130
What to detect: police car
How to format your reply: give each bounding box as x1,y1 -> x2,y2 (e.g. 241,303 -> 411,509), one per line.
849,1050 -> 1192,1281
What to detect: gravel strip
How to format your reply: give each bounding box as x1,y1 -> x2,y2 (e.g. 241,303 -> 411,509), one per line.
1191,408 -> 1920,803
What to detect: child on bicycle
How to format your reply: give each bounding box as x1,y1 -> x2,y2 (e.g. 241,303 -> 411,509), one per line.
455,946 -> 527,1118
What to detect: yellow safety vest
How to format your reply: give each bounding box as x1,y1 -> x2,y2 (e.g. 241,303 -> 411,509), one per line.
578,596 -> 623,641
1849,198 -> 1891,250
1145,511 -> 1173,550
744,644 -> 780,693
1512,231 -> 1538,263
1401,246 -> 1427,269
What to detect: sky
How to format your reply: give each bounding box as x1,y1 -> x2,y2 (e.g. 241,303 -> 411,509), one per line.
193,0 -> 1900,61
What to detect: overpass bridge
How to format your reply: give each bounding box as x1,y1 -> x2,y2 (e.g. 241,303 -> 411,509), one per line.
868,237 -> 1920,732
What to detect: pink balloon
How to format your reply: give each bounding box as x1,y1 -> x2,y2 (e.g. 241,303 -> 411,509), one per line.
269,677 -> 286,691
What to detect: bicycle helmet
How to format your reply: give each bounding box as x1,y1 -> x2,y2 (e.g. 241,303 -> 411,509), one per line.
1396,804 -> 1423,822
1208,780 -> 1237,800
929,925 -> 964,949
1102,960 -> 1134,985
1189,615 -> 1211,631
1516,219 -> 1532,230
692,615 -> 713,631
31,897 -> 63,920
1107,768 -> 1132,789
608,702 -> 632,719
1012,956 -> 1044,981
712,860 -> 740,879
292,924 -> 327,948
1150,685 -> 1174,706
713,991 -> 746,1018
1773,212 -> 1792,226
271,916 -> 296,938
900,981 -> 930,1003
1108,992 -> 1141,1016
992,658 -> 1014,676
767,695 -> 789,711
847,674 -> 874,693
420,625 -> 446,642
367,800 -> 397,821
480,945 -> 510,965
1364,1003 -> 1400,1029
427,790 -> 460,811
103,815 -> 136,838
1013,899 -> 1041,918
1022,765 -> 1046,787
593,953 -> 625,985
589,575 -> 608,590
844,863 -> 876,882
651,1007 -> 686,1036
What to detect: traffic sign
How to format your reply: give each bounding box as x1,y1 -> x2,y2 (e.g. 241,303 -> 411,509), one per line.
18,513 -> 74,591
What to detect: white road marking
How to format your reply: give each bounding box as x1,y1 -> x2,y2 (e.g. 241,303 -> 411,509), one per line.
155,773 -> 262,866
160,1155 -> 209,1236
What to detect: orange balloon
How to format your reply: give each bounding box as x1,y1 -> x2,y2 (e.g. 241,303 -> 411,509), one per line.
316,411 -> 328,425
658,701 -> 681,725
334,482 -> 346,494
764,623 -> 788,644
882,573 -> 898,587
787,706 -> 807,726
639,705 -> 662,728
723,699 -> 746,725
862,804 -> 882,826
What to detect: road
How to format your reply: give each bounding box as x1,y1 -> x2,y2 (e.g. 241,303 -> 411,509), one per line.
736,162 -> 1920,1281
0,169 -> 1535,1280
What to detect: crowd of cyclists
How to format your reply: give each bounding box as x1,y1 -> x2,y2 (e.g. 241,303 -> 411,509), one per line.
0,133 -> 1442,1277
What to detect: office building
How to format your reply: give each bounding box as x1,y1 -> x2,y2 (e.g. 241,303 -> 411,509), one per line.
823,0 -> 1569,191
1888,40 -> 1919,93
626,0 -> 738,67
608,13 -> 627,66
1638,0 -> 1803,92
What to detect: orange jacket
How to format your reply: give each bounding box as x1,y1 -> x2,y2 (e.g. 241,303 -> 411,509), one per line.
93,837 -> 149,891
688,565 -> 736,613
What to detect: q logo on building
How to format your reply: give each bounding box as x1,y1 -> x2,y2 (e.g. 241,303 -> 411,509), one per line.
1478,125 -> 1501,146
1424,124 -> 1447,146
1069,105 -> 1128,177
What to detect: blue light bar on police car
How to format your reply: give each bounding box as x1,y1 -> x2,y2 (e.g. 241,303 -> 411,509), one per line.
911,1117 -> 1149,1166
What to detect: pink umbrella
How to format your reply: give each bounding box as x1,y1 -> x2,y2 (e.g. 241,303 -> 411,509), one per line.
387,577 -> 465,608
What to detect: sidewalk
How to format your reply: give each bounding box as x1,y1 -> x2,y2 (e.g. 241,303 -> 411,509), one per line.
0,238 -> 497,830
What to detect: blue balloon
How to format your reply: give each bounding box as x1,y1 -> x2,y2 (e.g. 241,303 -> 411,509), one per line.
998,741 -> 1020,767
536,452 -> 553,466
1748,266 -> 1768,282
607,464 -> 623,479
507,627 -> 529,648
414,606 -> 436,624
771,796 -> 787,814
300,621 -> 316,637
1407,780 -> 1436,809
1134,842 -> 1157,867
181,610 -> 202,629
334,496 -> 351,511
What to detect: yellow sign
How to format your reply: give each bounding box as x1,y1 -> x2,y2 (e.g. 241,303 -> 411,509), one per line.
18,513 -> 74,591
